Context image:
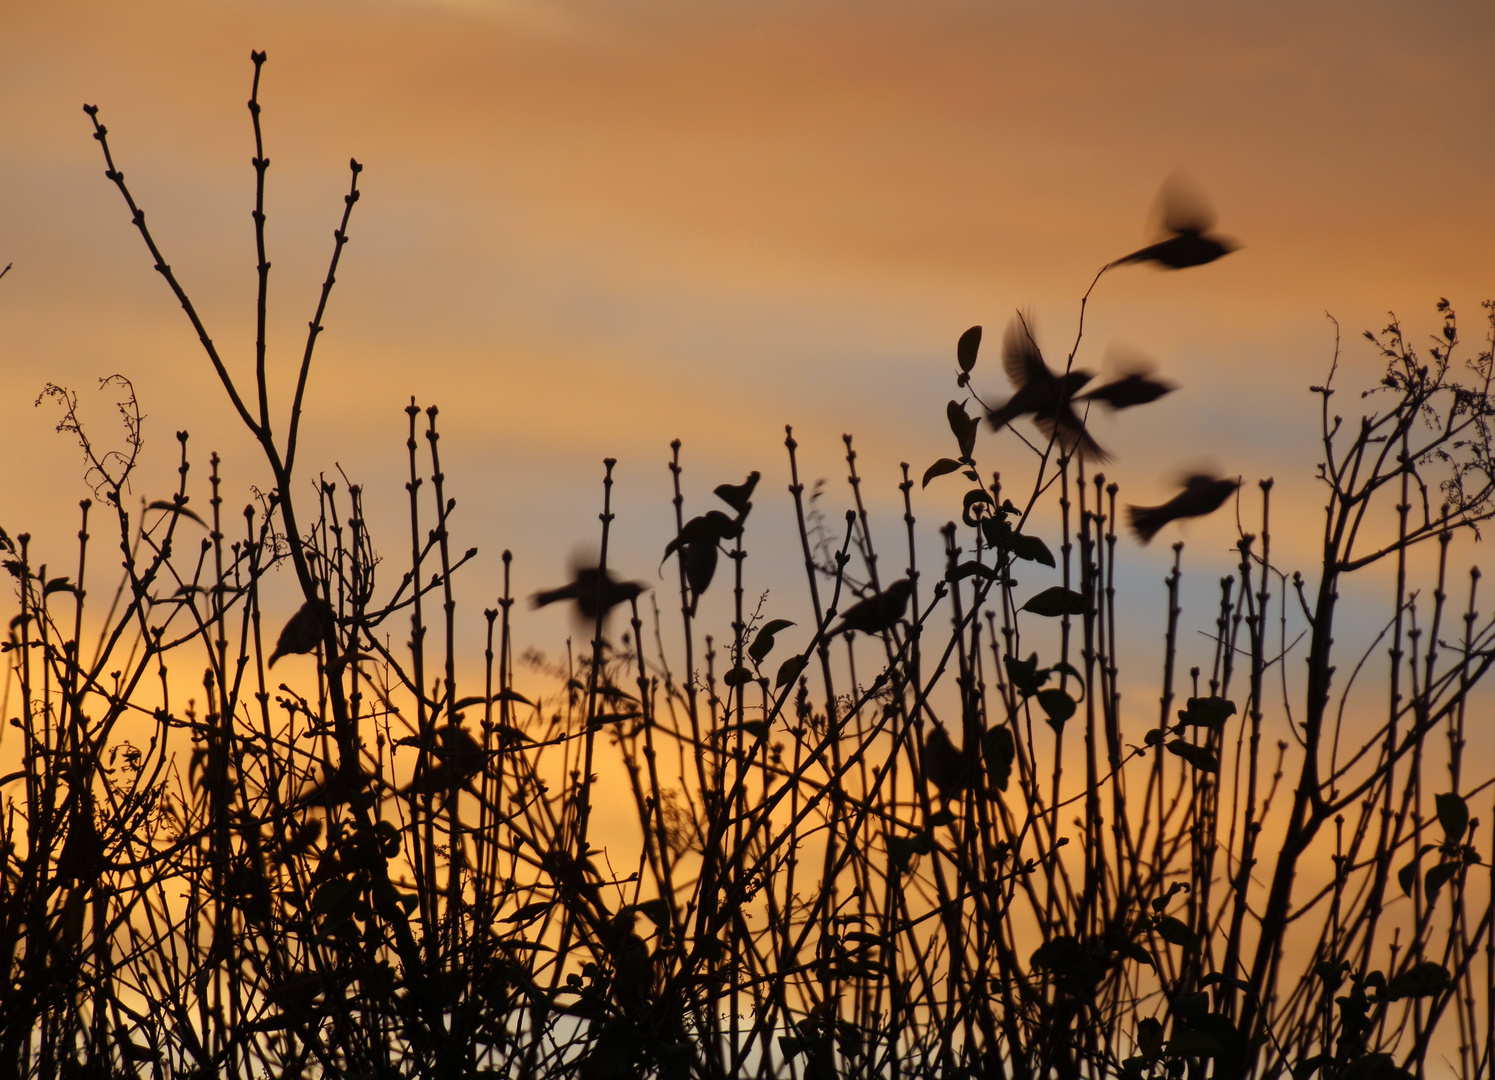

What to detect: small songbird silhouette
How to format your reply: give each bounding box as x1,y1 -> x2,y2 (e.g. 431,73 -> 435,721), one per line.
922,722 -> 973,806
532,565 -> 647,622
268,599 -> 334,668
1112,170 -> 1238,270
399,723 -> 489,796
1127,474 -> 1241,543
713,471 -> 760,516
1076,371 -> 1176,410
985,311 -> 1108,463
830,578 -> 915,637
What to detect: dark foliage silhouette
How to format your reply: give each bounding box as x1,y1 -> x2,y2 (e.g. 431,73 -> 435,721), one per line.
1,55 -> 1490,1080
267,597 -> 334,667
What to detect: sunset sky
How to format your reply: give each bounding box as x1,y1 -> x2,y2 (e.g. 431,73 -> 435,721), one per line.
2,0 -> 1493,675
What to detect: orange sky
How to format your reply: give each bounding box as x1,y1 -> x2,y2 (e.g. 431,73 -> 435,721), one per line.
2,0 -> 1493,675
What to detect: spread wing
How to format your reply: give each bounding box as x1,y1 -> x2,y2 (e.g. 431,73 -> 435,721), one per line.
1155,168 -> 1218,236
1002,310 -> 1049,390
1034,412 -> 1111,464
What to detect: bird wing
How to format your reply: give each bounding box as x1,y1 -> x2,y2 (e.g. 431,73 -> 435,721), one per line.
1002,311 -> 1049,390
1156,168 -> 1218,236
1034,411 -> 1111,464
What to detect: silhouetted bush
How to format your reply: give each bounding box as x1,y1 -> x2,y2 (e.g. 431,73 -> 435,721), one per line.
2,54 -> 1491,1080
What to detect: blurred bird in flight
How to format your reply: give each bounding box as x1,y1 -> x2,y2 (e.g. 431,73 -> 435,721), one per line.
985,311 -> 1109,463
1112,170 -> 1238,270
1127,474 -> 1241,543
1077,348 -> 1177,411
532,564 -> 646,622
830,578 -> 915,637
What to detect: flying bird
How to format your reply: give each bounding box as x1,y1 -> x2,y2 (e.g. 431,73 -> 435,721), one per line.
830,578 -> 915,637
1127,474 -> 1241,543
985,312 -> 1109,463
398,723 -> 489,797
1077,371 -> 1176,411
268,599 -> 334,668
1112,170 -> 1238,270
532,565 -> 647,622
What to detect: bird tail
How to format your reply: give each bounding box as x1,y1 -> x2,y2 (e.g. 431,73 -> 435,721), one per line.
1127,504 -> 1168,544
1035,415 -> 1111,464
986,400 -> 1022,432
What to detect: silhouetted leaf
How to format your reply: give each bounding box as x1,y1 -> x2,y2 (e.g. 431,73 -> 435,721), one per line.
962,488 -> 993,526
1030,935 -> 1086,975
887,833 -> 932,874
631,898 -> 672,939
947,400 -> 978,460
982,726 -> 1015,792
1176,696 -> 1236,729
43,577 -> 74,596
1004,653 -> 1048,696
502,897 -> 556,921
1385,961 -> 1450,999
1119,941 -> 1155,969
776,655 -> 807,688
1021,587 -> 1087,617
1166,1030 -> 1224,1057
1166,740 -> 1218,774
749,619 -> 796,664
1153,915 -> 1197,950
951,561 -> 1000,582
957,325 -> 982,373
717,721 -> 768,741
1435,792 -> 1469,844
1037,689 -> 1076,730
1338,1054 -> 1414,1080
1424,862 -> 1460,900
1005,533 -> 1055,566
147,499 -> 206,526
1136,1017 -> 1164,1058
927,808 -> 956,828
922,458 -> 963,489
722,665 -> 755,687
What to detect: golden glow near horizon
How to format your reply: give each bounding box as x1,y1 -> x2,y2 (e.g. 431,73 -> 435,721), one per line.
1,0 -> 1493,677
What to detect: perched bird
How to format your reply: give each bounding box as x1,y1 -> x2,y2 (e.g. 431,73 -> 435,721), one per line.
830,578 -> 915,637
268,599 -> 334,668
922,723 -> 974,806
985,312 -> 1108,463
1127,474 -> 1241,543
1112,170 -> 1238,270
291,765 -> 370,810
532,565 -> 647,622
399,723 -> 488,797
714,471 -> 760,516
